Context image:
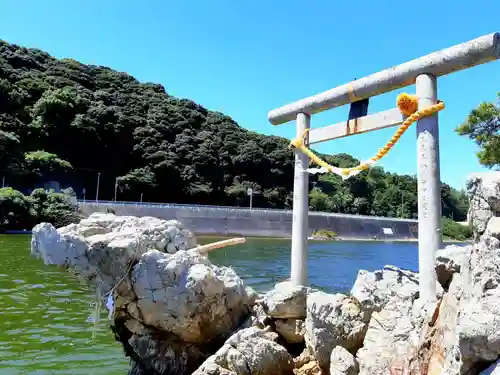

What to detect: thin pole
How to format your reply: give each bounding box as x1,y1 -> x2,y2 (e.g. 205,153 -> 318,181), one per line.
416,74 -> 441,303
140,193 -> 143,203
114,178 -> 118,202
96,172 -> 101,202
1,176 -> 4,188
249,192 -> 253,210
290,112 -> 310,286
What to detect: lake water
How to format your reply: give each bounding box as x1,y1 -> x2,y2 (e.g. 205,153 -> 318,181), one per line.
0,234 -> 426,374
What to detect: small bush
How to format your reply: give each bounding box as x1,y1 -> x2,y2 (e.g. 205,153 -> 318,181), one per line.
0,187 -> 34,230
0,187 -> 82,232
312,229 -> 338,239
30,188 -> 82,227
442,217 -> 472,241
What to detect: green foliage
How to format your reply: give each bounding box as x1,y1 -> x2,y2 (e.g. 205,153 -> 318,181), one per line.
0,187 -> 33,230
456,92 -> 500,168
441,217 -> 472,241
24,150 -> 72,176
30,188 -> 81,227
0,187 -> 81,231
312,229 -> 338,239
0,39 -> 468,219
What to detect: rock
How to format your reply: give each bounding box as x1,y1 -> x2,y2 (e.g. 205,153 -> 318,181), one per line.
295,361 -> 322,375
126,329 -> 208,375
356,296 -> 425,375
31,213 -> 198,296
350,265 -> 443,315
330,346 -> 359,375
259,281 -> 308,319
274,318 -> 305,344
485,216 -> 500,239
293,349 -> 322,375
130,249 -> 253,344
435,244 -> 471,289
393,215 -> 500,374
31,214 -> 257,375
350,265 -> 419,314
193,327 -> 293,375
466,172 -> 500,238
305,291 -> 367,370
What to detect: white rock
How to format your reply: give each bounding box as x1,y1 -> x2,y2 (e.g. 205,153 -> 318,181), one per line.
274,318 -> 305,344
394,217 -> 500,374
356,296 -> 417,375
260,281 -> 308,319
435,244 -> 471,289
330,346 -> 359,375
351,265 -> 443,314
305,291 -> 366,370
131,249 -> 253,344
193,327 -> 293,375
485,216 -> 500,239
466,172 -> 500,237
350,265 -> 419,313
31,213 -> 198,297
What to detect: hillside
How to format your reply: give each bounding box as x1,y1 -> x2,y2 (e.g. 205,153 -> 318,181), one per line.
0,40 -> 468,221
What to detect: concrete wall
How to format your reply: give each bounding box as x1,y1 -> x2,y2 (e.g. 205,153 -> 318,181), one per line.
79,201 -> 419,240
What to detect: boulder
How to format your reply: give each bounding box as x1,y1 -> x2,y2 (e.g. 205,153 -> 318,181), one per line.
274,318 -> 305,344
192,327 -> 293,375
356,296 -> 434,375
388,215 -> 500,374
350,265 -> 419,314
31,213 -> 197,296
435,244 -> 471,289
350,265 -> 443,315
330,346 -> 359,375
293,349 -> 322,375
305,291 -> 367,370
129,249 -> 253,344
31,213 -> 255,375
466,172 -> 500,238
259,281 -> 308,319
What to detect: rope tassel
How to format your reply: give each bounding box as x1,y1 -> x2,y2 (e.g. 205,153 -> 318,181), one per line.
289,93 -> 445,179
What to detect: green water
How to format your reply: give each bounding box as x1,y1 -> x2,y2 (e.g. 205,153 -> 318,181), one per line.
0,234 -> 427,374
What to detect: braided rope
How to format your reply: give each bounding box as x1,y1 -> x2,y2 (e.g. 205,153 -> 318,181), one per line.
289,93 -> 445,179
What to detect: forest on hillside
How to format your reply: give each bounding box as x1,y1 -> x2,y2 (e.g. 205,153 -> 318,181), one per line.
0,40 -> 469,222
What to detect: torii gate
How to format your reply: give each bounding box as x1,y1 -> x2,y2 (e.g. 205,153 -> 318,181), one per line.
268,32 -> 500,302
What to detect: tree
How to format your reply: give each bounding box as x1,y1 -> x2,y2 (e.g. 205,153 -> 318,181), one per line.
0,39 -> 469,219
456,92 -> 500,168
24,150 -> 72,176
0,187 -> 33,230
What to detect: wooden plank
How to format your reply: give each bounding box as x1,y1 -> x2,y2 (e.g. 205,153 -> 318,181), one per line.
308,108 -> 405,144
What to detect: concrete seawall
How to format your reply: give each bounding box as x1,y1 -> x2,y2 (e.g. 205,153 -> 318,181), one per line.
79,202 -> 419,240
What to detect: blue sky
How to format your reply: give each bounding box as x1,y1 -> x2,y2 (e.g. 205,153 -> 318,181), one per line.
1,0 -> 499,189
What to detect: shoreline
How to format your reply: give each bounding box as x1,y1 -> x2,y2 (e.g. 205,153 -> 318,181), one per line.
197,234 -> 471,244
1,231 -> 470,245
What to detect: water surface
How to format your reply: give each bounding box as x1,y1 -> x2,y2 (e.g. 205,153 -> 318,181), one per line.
0,235 -> 425,374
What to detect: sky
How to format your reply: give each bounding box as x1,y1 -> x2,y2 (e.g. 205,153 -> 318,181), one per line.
1,0 -> 499,190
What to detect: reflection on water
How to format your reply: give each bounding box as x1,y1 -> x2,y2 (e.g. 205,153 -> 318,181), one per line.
1,234 -> 449,373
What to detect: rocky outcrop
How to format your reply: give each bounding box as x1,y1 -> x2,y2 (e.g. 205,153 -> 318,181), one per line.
467,172 -> 500,239
31,213 -> 255,375
29,172 -> 500,375
330,346 -> 359,375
